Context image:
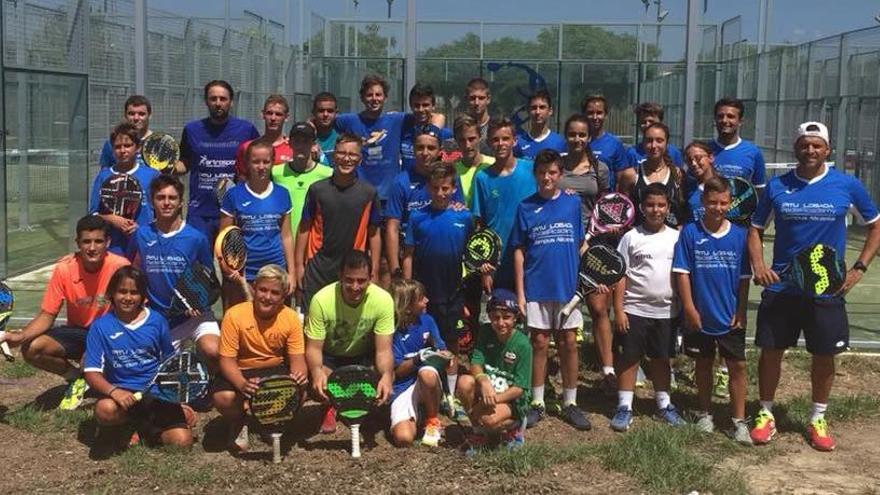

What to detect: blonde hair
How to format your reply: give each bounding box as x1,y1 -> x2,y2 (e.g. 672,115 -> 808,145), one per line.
390,278 -> 426,330
254,264 -> 289,294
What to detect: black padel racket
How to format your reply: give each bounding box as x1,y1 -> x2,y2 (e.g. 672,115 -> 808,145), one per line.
462,227 -> 502,275
168,262 -> 221,317
99,173 -> 143,220
215,225 -> 252,301
561,245 -> 627,317
588,192 -> 636,238
141,132 -> 180,174
327,365 -> 378,458
0,281 -> 15,362
727,177 -> 758,223
133,350 -> 210,404
777,244 -> 846,297
248,375 -> 303,463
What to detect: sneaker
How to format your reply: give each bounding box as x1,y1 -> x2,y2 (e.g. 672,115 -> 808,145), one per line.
600,373 -> 618,397
58,378 -> 89,411
463,431 -> 488,456
694,412 -> 714,433
525,402 -> 545,429
713,368 -> 730,399
560,404 -> 592,431
230,424 -> 249,452
575,325 -> 585,344
320,405 -> 337,434
501,427 -> 525,450
750,409 -> 776,445
635,367 -> 647,388
732,418 -> 753,446
610,406 -> 633,432
656,405 -> 687,427
128,431 -> 141,447
807,417 -> 836,452
421,417 -> 442,447
451,398 -> 470,425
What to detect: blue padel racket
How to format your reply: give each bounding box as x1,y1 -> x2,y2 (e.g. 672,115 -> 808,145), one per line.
0,281 -> 15,361
727,176 -> 758,223
133,350 -> 210,404
327,365 -> 378,458
776,244 -> 846,297
168,262 -> 221,317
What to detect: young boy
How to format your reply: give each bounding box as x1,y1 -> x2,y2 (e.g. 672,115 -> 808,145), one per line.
401,83 -> 453,171
610,183 -> 685,432
509,149 -> 589,431
234,94 -> 293,180
464,77 -> 494,157
673,177 -> 752,445
452,114 -> 495,207
514,89 -> 566,160
311,92 -> 339,159
455,289 -> 533,451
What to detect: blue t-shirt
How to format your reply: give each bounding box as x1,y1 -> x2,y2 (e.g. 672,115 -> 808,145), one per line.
89,164 -> 160,256
404,205 -> 474,303
624,142 -> 684,169
672,221 -> 751,335
400,116 -> 454,172
752,167 -> 880,295
385,168 -> 465,226
127,222 -> 213,320
590,132 -> 627,188
335,111 -> 407,200
471,159 -> 537,288
221,182 -> 293,281
180,117 -> 259,218
509,191 -> 584,302
710,138 -> 767,187
83,308 -> 175,393
685,183 -> 706,222
513,129 -> 566,160
391,313 -> 447,399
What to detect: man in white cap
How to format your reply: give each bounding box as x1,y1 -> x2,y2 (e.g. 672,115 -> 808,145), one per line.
748,122 -> 880,451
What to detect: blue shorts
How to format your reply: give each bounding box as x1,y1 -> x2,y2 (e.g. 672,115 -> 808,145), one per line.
44,326 -> 88,359
755,291 -> 849,355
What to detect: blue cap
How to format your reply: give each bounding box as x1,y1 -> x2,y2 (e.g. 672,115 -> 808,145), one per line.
487,288 -> 519,315
415,124 -> 442,141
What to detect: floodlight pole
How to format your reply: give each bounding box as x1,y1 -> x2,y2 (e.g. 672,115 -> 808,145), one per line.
405,0 -> 416,98
683,0 -> 700,144
134,0 -> 147,94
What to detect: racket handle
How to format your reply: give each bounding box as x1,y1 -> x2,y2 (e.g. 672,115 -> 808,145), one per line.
0,340 -> 13,362
132,391 -> 143,401
560,293 -> 582,318
271,432 -> 282,463
351,423 -> 361,458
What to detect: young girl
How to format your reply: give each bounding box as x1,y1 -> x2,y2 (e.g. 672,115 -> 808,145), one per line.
83,266 -> 193,448
389,279 -> 453,448
219,139 -> 296,307
89,122 -> 160,255
683,142 -> 719,223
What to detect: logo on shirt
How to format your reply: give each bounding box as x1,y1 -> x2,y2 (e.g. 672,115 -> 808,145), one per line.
503,351 -> 517,364
454,222 -> 466,228
109,332 -> 124,340
146,240 -> 157,247
696,238 -> 709,245
241,201 -> 252,207
534,206 -> 544,214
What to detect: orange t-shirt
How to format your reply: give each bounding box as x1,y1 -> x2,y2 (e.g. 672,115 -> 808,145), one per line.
40,252 -> 130,328
219,302 -> 304,370
234,138 -> 294,179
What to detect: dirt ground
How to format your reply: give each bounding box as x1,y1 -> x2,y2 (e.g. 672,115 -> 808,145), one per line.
0,352 -> 878,494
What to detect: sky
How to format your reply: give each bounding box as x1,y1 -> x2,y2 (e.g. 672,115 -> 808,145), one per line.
147,0 -> 880,47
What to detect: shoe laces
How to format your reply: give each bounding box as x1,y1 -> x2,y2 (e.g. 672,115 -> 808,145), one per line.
811,417 -> 829,436
755,409 -> 774,426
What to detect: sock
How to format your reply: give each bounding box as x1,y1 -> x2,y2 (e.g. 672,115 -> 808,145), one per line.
719,364 -> 729,374
63,367 -> 81,382
731,417 -> 745,425
810,402 -> 827,423
602,366 -> 615,376
655,391 -> 671,410
563,387 -> 577,406
532,385 -> 545,405
446,374 -> 458,396
760,401 -> 774,414
618,390 -> 634,410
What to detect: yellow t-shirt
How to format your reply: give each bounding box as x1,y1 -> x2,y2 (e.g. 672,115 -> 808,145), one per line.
305,282 -> 394,357
220,302 -> 304,370
455,155 -> 495,208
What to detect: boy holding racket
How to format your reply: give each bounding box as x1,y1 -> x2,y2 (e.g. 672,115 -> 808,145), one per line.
673,177 -> 752,444
213,265 -> 307,452
610,183 -> 684,432
510,149 -> 590,430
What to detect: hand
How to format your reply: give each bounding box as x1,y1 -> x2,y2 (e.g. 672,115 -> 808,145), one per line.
835,268 -> 864,296
593,283 -> 611,295
614,312 -> 629,334
109,388 -> 137,410
683,307 -> 702,333
730,310 -> 747,331
311,368 -> 328,402
752,264 -> 780,288
184,309 -> 202,319
478,262 -> 496,275
108,215 -> 137,235
480,272 -> 494,294
289,370 -> 308,386
1,330 -> 24,347
449,201 -> 467,212
517,293 -> 527,317
217,257 -> 235,278
286,272 -> 296,296
563,188 -> 577,196
478,378 -> 497,406
239,377 -> 260,398
375,372 -> 393,406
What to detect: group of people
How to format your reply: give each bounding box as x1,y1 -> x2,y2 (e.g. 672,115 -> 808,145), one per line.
2,73 -> 878,455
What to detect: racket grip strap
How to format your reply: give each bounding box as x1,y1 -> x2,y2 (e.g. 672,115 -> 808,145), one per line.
351,423 -> 361,458
272,433 -> 283,463
132,391 -> 143,401
561,294 -> 583,317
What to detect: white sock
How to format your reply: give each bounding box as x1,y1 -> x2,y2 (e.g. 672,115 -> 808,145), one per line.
563,388 -> 577,406
602,366 -> 615,376
719,364 -> 729,374
446,374 -> 458,396
810,402 -> 827,422
618,390 -> 634,410
532,385 -> 545,405
731,417 -> 745,425
655,391 -> 671,410
63,367 -> 81,382
760,401 -> 774,414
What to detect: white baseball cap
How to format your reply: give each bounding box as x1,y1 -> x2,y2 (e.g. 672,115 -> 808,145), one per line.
796,121 -> 830,146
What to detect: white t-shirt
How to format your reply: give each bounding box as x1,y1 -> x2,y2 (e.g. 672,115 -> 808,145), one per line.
616,225 -> 680,318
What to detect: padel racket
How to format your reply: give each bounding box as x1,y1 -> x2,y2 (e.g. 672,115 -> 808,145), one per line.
561,245 -> 627,317
776,244 -> 846,297
141,132 -> 179,174
99,173 -> 143,220
168,262 -> 221,317
214,225 -> 252,301
215,177 -> 235,206
727,177 -> 758,223
133,350 -> 210,404
0,281 -> 15,362
327,365 -> 378,458
462,227 -> 502,275
588,192 -> 636,238
248,375 -> 303,463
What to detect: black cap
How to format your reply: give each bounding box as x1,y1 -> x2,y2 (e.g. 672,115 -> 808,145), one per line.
289,121 -> 316,141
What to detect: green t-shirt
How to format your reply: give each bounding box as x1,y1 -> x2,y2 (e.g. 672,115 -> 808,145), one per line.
305,282 -> 395,357
471,324 -> 532,418
454,155 -> 495,208
271,161 -> 333,236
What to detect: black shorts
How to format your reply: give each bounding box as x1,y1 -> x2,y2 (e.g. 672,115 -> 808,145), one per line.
129,397 -> 190,431
44,326 -> 88,359
613,313 -> 677,363
323,353 -> 372,371
428,296 -> 465,347
683,328 -> 746,361
212,365 -> 288,394
755,291 -> 849,355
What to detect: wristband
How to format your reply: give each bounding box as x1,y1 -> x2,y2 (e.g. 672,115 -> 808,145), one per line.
107,386 -> 118,397
474,373 -> 489,382
853,261 -> 868,273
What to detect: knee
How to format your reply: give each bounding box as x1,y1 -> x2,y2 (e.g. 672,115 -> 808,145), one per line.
456,375 -> 475,395
391,422 -> 416,447
197,336 -> 220,361
211,391 -> 241,414
95,398 -> 123,425
531,333 -> 549,351
20,339 -> 41,363
417,368 -> 439,387
162,429 -> 194,449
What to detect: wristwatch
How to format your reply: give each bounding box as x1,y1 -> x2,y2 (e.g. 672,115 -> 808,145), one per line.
853,261 -> 868,273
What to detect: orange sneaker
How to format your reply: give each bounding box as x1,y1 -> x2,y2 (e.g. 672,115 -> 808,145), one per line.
750,409 -> 777,445
807,417 -> 836,452
320,405 -> 337,434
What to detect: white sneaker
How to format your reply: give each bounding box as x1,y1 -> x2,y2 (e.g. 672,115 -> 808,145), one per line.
421,418 -> 442,447
695,412 -> 714,433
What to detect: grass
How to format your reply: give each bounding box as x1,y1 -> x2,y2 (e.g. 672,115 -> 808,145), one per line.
0,359 -> 39,379
472,442 -> 594,476
114,445 -> 214,486
776,393 -> 880,431
3,403 -> 91,434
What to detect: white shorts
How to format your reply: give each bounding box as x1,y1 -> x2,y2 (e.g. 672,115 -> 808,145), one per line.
526,301 -> 583,331
389,367 -> 441,428
169,312 -> 221,351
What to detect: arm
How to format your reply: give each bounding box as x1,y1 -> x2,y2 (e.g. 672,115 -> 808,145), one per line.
748,225 -> 778,287
616,168 -> 636,195
368,225 -> 382,282
218,214 -> 235,231
401,246 -> 414,279
384,218 -> 401,274
305,337 -> 328,401
280,213 -> 296,296
84,371 -> 136,410
674,272 -> 701,333
2,311 -> 56,347
374,333 -> 394,405
287,353 -> 308,385
612,277 -> 629,333
219,355 -> 258,397
731,277 -> 750,330
294,220 -> 311,294
514,247 -> 526,315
